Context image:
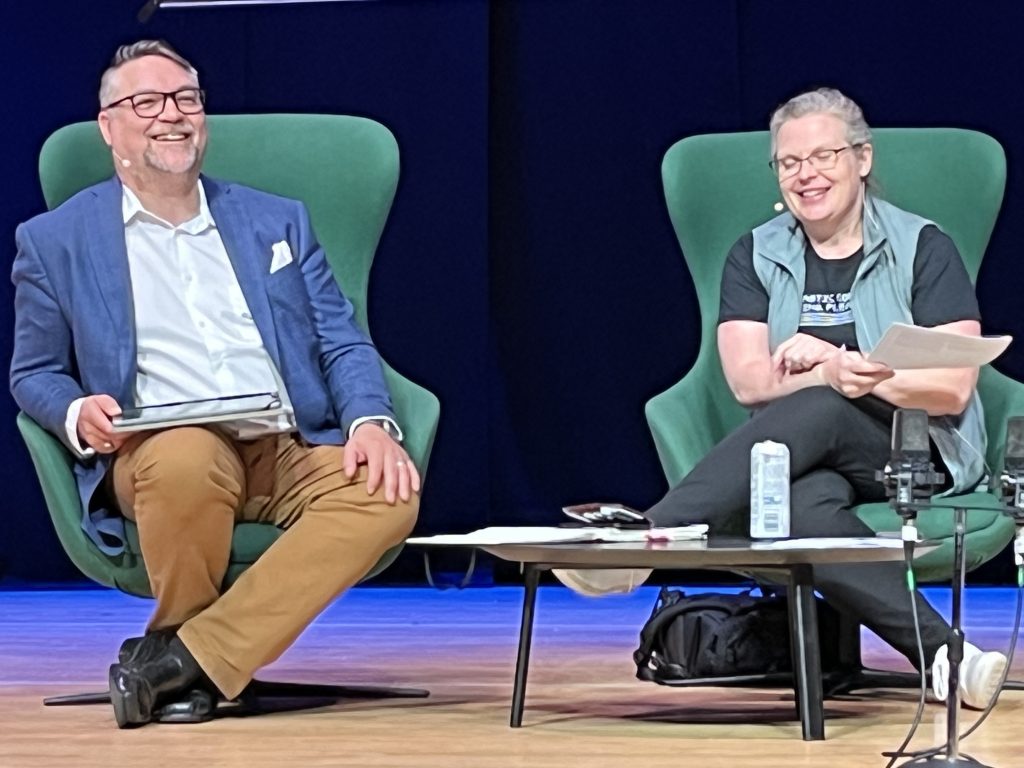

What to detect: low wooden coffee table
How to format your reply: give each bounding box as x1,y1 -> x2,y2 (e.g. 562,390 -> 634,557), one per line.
475,537 -> 932,741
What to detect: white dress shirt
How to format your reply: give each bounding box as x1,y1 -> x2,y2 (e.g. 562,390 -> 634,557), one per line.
65,182 -> 396,455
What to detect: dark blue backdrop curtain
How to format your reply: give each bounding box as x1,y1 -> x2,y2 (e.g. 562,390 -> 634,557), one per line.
3,0 -> 1022,584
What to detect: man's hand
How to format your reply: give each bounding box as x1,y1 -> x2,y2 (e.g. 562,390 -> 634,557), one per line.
816,349 -> 895,398
343,422 -> 421,504
771,333 -> 840,375
77,394 -> 126,455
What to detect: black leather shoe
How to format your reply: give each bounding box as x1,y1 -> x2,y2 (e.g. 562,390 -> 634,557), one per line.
153,687 -> 216,724
109,637 -> 208,728
117,628 -> 175,665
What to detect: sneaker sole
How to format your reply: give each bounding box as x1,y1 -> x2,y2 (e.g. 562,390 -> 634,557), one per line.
962,653 -> 1007,710
551,568 -> 651,596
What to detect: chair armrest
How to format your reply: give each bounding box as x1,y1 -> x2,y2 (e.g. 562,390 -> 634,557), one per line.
382,362 -> 441,483
978,365 -> 1024,473
645,352 -> 747,486
15,411 -> 129,590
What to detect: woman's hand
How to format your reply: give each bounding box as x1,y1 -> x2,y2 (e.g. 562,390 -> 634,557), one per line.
771,333 -> 841,375
816,349 -> 894,398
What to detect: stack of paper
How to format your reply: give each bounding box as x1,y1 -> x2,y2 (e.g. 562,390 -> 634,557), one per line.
867,323 -> 1011,369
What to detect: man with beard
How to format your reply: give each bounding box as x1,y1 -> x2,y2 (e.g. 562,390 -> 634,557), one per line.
10,40 -> 420,727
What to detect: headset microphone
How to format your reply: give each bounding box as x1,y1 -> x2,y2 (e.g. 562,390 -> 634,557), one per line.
773,202 -> 784,212
111,149 -> 131,168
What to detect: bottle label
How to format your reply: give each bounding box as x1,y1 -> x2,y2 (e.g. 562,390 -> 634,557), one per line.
750,440 -> 791,539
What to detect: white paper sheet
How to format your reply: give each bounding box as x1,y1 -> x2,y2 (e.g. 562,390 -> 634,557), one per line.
407,525 -> 708,546
866,323 -> 1011,369
750,537 -> 909,550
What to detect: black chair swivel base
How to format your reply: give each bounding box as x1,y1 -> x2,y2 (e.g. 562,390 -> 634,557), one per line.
43,680 -> 429,723
822,667 -> 1024,698
823,666 -> 929,697
825,616 -> 1024,697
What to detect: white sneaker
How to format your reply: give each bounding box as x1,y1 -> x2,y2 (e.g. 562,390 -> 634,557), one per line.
551,568 -> 652,596
931,641 -> 1007,710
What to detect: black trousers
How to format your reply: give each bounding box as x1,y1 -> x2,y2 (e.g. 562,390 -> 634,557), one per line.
646,387 -> 951,667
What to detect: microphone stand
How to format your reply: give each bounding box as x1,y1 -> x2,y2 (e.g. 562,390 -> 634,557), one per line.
880,459 -> 995,768
914,503 -> 994,768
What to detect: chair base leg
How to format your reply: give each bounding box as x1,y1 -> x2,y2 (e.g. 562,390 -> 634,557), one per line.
823,666 -> 1024,697
44,679 -> 429,722
824,666 -> 925,697
43,692 -> 111,706
244,680 -> 429,700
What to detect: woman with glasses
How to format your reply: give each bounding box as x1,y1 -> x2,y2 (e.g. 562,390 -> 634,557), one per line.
556,88 -> 1006,709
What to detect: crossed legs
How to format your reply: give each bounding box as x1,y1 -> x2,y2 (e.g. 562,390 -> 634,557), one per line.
645,387 -> 951,667
112,426 -> 418,701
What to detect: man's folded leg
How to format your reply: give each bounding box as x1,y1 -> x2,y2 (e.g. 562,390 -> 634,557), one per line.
177,436 -> 418,700
112,427 -> 246,632
109,427 -> 248,726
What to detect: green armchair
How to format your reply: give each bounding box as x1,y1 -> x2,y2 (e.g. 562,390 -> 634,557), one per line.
18,114 -> 440,713
647,128 -> 1019,686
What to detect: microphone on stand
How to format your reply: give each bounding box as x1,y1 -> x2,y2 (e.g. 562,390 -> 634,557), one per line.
882,411 -> 979,768
878,408 -> 944,543
999,416 -> 1024,567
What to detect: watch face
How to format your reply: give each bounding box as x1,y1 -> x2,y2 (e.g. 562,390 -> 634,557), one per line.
372,419 -> 401,443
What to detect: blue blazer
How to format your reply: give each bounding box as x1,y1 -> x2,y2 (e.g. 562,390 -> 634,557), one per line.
10,175 -> 395,553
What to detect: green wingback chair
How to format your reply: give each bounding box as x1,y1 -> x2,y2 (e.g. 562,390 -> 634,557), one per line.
647,129 -> 1019,680
17,114 -> 440,707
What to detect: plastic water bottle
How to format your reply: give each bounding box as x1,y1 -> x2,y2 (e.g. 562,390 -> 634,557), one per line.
750,440 -> 790,539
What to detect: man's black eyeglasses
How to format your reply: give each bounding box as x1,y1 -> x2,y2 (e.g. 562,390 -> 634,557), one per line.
103,88 -> 206,118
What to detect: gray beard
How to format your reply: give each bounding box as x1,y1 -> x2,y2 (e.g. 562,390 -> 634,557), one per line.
143,144 -> 200,174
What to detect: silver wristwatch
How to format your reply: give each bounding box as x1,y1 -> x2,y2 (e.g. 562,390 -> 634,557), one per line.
365,418 -> 403,444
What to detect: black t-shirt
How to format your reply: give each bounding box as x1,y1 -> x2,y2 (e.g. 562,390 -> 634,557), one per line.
718,225 -> 981,349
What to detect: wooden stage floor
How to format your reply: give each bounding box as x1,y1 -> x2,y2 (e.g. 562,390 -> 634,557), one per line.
0,584 -> 1021,767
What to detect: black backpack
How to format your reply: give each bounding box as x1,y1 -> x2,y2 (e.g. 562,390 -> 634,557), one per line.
634,587 -> 838,683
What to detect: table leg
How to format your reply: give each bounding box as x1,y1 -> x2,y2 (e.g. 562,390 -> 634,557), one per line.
788,564 -> 825,741
510,563 -> 541,727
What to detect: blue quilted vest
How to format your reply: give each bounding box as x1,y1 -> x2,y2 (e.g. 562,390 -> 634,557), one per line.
750,195 -> 986,493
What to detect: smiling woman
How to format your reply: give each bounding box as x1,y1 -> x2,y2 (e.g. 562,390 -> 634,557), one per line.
555,87 -> 1007,712
772,114 -> 872,256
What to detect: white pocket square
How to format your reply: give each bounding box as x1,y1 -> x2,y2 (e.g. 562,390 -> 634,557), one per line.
270,241 -> 294,274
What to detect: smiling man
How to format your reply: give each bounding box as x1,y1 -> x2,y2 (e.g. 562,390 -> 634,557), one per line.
11,40 -> 420,727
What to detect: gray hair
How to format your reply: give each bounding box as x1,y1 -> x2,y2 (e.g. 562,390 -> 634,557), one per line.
99,40 -> 199,107
769,87 -> 872,160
